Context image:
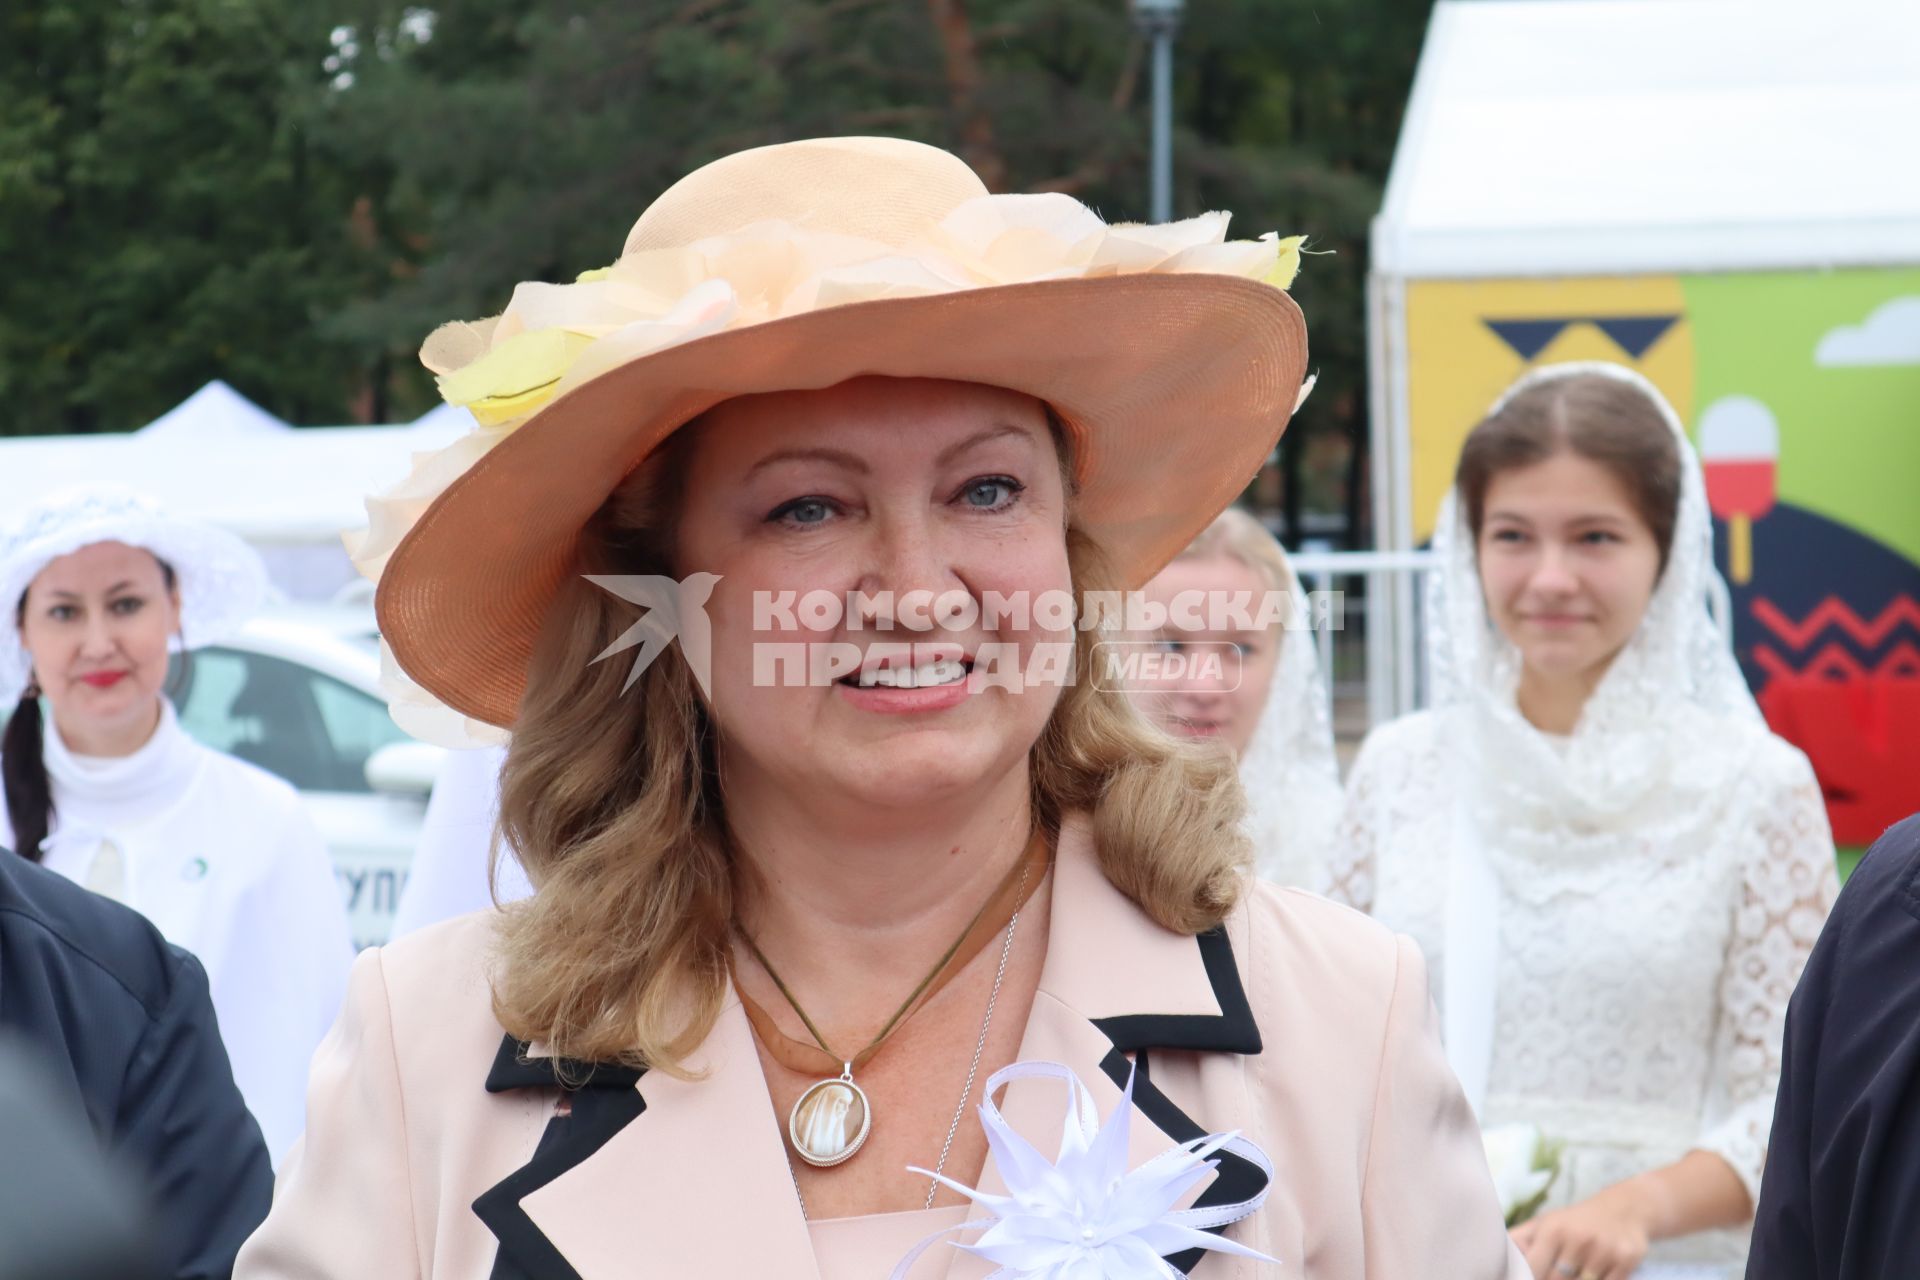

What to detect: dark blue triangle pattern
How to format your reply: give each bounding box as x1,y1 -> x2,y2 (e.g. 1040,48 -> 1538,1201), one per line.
1484,319 -> 1569,362
1482,314 -> 1683,362
1592,315 -> 1680,359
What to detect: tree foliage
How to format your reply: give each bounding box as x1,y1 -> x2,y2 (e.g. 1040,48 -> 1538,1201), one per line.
2,0 -> 1434,536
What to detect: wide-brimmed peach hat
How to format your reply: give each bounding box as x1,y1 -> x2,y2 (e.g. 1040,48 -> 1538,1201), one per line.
350,136 -> 1310,743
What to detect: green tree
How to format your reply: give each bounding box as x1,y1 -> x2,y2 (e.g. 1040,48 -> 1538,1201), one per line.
3,0 -> 1435,541
320,0 -> 1430,537
0,0 -> 363,433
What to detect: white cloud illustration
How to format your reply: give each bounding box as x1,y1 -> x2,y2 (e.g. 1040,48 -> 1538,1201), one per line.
1815,296 -> 1920,367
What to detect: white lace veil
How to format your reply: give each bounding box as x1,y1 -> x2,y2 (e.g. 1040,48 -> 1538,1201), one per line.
1427,361 -> 1777,1114
1428,360 -> 1763,867
1238,546 -> 1344,888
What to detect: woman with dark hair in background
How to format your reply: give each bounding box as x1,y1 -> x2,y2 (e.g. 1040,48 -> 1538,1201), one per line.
1331,363 -> 1838,1279
1,487 -> 353,1164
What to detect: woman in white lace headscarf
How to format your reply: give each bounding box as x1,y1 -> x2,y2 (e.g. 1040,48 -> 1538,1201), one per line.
1328,363 -> 1838,1279
1132,508 -> 1343,887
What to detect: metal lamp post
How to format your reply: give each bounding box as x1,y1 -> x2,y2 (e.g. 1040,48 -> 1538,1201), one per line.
1130,0 -> 1186,223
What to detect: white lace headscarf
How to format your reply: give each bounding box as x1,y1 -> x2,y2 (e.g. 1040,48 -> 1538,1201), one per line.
1159,509 -> 1344,887
1429,361 -> 1763,888
0,487 -> 268,701
1238,552 -> 1344,888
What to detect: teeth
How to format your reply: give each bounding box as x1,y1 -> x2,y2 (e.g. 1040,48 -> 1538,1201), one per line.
858,659 -> 966,689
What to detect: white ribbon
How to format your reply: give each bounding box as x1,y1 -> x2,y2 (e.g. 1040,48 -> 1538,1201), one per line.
888,1059 -> 1278,1279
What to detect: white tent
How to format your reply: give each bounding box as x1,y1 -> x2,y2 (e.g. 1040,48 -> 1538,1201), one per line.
0,416 -> 470,602
1363,0 -> 1920,720
136,380 -> 290,443
1372,0 -> 1920,279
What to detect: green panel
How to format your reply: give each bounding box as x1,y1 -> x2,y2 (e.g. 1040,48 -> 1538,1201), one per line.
1681,269 -> 1920,566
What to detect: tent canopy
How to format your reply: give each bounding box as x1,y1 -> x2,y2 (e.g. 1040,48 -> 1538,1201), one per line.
1373,0 -> 1920,278
0,417 -> 470,544
136,380 -> 289,441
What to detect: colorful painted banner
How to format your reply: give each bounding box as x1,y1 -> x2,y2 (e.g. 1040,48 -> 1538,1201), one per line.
1404,270 -> 1920,842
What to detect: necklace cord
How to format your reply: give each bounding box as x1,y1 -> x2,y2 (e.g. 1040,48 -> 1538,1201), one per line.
734,826 -> 1048,1074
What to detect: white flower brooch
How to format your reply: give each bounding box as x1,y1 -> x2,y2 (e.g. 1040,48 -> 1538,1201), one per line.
890,1060 -> 1277,1279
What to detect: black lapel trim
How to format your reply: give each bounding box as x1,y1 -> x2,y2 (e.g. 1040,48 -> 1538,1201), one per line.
484,1035 -> 644,1093
1097,1046 -> 1269,1276
475,1036 -> 647,1280
1092,926 -> 1262,1055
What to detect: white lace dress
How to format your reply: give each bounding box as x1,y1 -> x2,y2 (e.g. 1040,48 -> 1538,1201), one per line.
1328,705 -> 1837,1267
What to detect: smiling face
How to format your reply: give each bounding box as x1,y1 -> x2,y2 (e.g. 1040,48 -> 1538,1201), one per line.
1476,451 -> 1663,687
672,377 -> 1074,816
18,542 -> 181,749
1131,555 -> 1279,757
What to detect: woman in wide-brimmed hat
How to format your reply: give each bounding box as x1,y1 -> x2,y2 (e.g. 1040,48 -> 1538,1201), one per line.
238,137 -> 1526,1279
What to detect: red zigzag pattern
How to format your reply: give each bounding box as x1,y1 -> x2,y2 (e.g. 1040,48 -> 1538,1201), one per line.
1750,596 -> 1920,650
1755,641 -> 1920,682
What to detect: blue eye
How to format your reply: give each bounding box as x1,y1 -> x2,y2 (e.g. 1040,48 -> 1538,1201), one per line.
959,477 -> 1022,511
768,497 -> 836,527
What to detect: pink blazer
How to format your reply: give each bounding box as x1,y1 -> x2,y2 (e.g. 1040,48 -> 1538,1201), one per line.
237,816 -> 1529,1278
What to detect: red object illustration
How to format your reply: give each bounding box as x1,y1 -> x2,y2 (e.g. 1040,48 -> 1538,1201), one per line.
1699,398 -> 1779,586
1750,594 -> 1920,844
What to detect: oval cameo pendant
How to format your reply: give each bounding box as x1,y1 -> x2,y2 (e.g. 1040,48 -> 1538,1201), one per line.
789,1071 -> 872,1168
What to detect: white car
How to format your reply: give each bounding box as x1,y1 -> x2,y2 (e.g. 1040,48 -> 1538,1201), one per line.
171,608 -> 443,948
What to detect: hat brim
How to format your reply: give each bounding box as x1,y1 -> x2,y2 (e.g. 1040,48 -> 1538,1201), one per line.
378,272 -> 1307,729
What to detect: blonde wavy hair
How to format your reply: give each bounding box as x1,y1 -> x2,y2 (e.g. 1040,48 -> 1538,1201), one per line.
1175,507 -> 1293,608
490,413 -> 1252,1075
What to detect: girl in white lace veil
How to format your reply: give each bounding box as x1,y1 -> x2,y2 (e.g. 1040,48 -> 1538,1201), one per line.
1134,508 -> 1343,887
1428,361 -> 1766,845
1330,361 -> 1838,1278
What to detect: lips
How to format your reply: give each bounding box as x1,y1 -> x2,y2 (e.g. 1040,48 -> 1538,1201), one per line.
79,671 -> 129,689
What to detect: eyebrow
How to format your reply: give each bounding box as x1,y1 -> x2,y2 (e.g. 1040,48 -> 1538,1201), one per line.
47,580 -> 139,600
1485,510 -> 1631,527
742,421 -> 1039,481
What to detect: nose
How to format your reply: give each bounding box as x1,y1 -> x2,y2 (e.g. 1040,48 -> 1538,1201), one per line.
1527,545 -> 1580,596
856,508 -> 966,627
79,611 -> 120,660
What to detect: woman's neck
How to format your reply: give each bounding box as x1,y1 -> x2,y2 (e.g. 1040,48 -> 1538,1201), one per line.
53,698 -> 164,759
1514,659 -> 1611,736
726,767 -> 1037,1006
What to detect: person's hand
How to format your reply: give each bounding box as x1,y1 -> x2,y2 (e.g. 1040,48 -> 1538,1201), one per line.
1509,1180 -> 1656,1280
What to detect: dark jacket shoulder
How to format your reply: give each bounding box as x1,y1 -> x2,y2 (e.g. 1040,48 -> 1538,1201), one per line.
0,848 -> 274,1280
1747,814 -> 1920,1280
0,843 -> 182,1015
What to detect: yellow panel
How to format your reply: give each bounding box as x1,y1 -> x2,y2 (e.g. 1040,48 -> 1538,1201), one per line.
1403,277 -> 1693,542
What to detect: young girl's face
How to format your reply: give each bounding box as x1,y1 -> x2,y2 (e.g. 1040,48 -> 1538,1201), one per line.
1476,451 -> 1663,688
1132,554 -> 1280,758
